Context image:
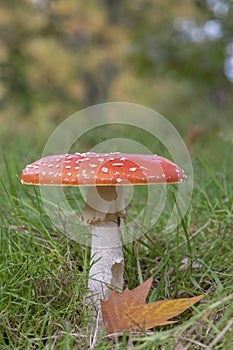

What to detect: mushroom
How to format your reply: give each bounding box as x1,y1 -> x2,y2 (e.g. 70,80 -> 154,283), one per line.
21,152 -> 186,315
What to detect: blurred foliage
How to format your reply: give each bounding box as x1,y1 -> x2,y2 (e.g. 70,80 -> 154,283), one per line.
0,0 -> 232,142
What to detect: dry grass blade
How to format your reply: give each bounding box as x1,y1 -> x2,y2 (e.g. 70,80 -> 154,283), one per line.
206,318 -> 233,349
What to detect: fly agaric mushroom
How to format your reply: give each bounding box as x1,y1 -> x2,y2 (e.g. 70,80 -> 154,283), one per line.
21,152 -> 186,312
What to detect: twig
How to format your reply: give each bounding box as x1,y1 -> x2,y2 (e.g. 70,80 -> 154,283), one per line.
177,336 -> 208,349
206,318 -> 233,349
89,310 -> 100,349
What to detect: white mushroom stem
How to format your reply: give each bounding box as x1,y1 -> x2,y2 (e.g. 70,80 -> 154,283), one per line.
82,186 -> 125,309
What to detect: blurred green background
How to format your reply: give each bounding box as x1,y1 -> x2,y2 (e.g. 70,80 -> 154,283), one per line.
0,0 -> 232,152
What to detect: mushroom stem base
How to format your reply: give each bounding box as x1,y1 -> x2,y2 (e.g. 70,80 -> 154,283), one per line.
88,221 -> 124,302
82,185 -> 125,312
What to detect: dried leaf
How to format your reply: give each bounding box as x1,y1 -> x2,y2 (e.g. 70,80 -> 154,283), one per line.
107,276 -> 153,308
101,278 -> 204,334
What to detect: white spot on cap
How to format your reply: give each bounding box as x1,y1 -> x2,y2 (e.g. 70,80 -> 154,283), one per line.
112,163 -> 124,166
116,178 -> 122,183
89,163 -> 97,168
65,165 -> 71,169
101,167 -> 109,173
98,158 -> 104,163
67,172 -> 72,177
130,167 -> 137,172
82,169 -> 88,178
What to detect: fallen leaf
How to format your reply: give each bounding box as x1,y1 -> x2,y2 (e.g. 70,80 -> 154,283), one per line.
107,276 -> 153,308
101,278 -> 204,334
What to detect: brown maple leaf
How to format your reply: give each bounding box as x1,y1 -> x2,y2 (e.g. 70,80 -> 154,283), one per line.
101,278 -> 204,334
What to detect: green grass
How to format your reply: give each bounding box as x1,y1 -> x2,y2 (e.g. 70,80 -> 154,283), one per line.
0,134 -> 232,349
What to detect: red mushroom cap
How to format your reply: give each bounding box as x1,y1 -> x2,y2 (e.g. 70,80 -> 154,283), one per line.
21,152 -> 186,186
